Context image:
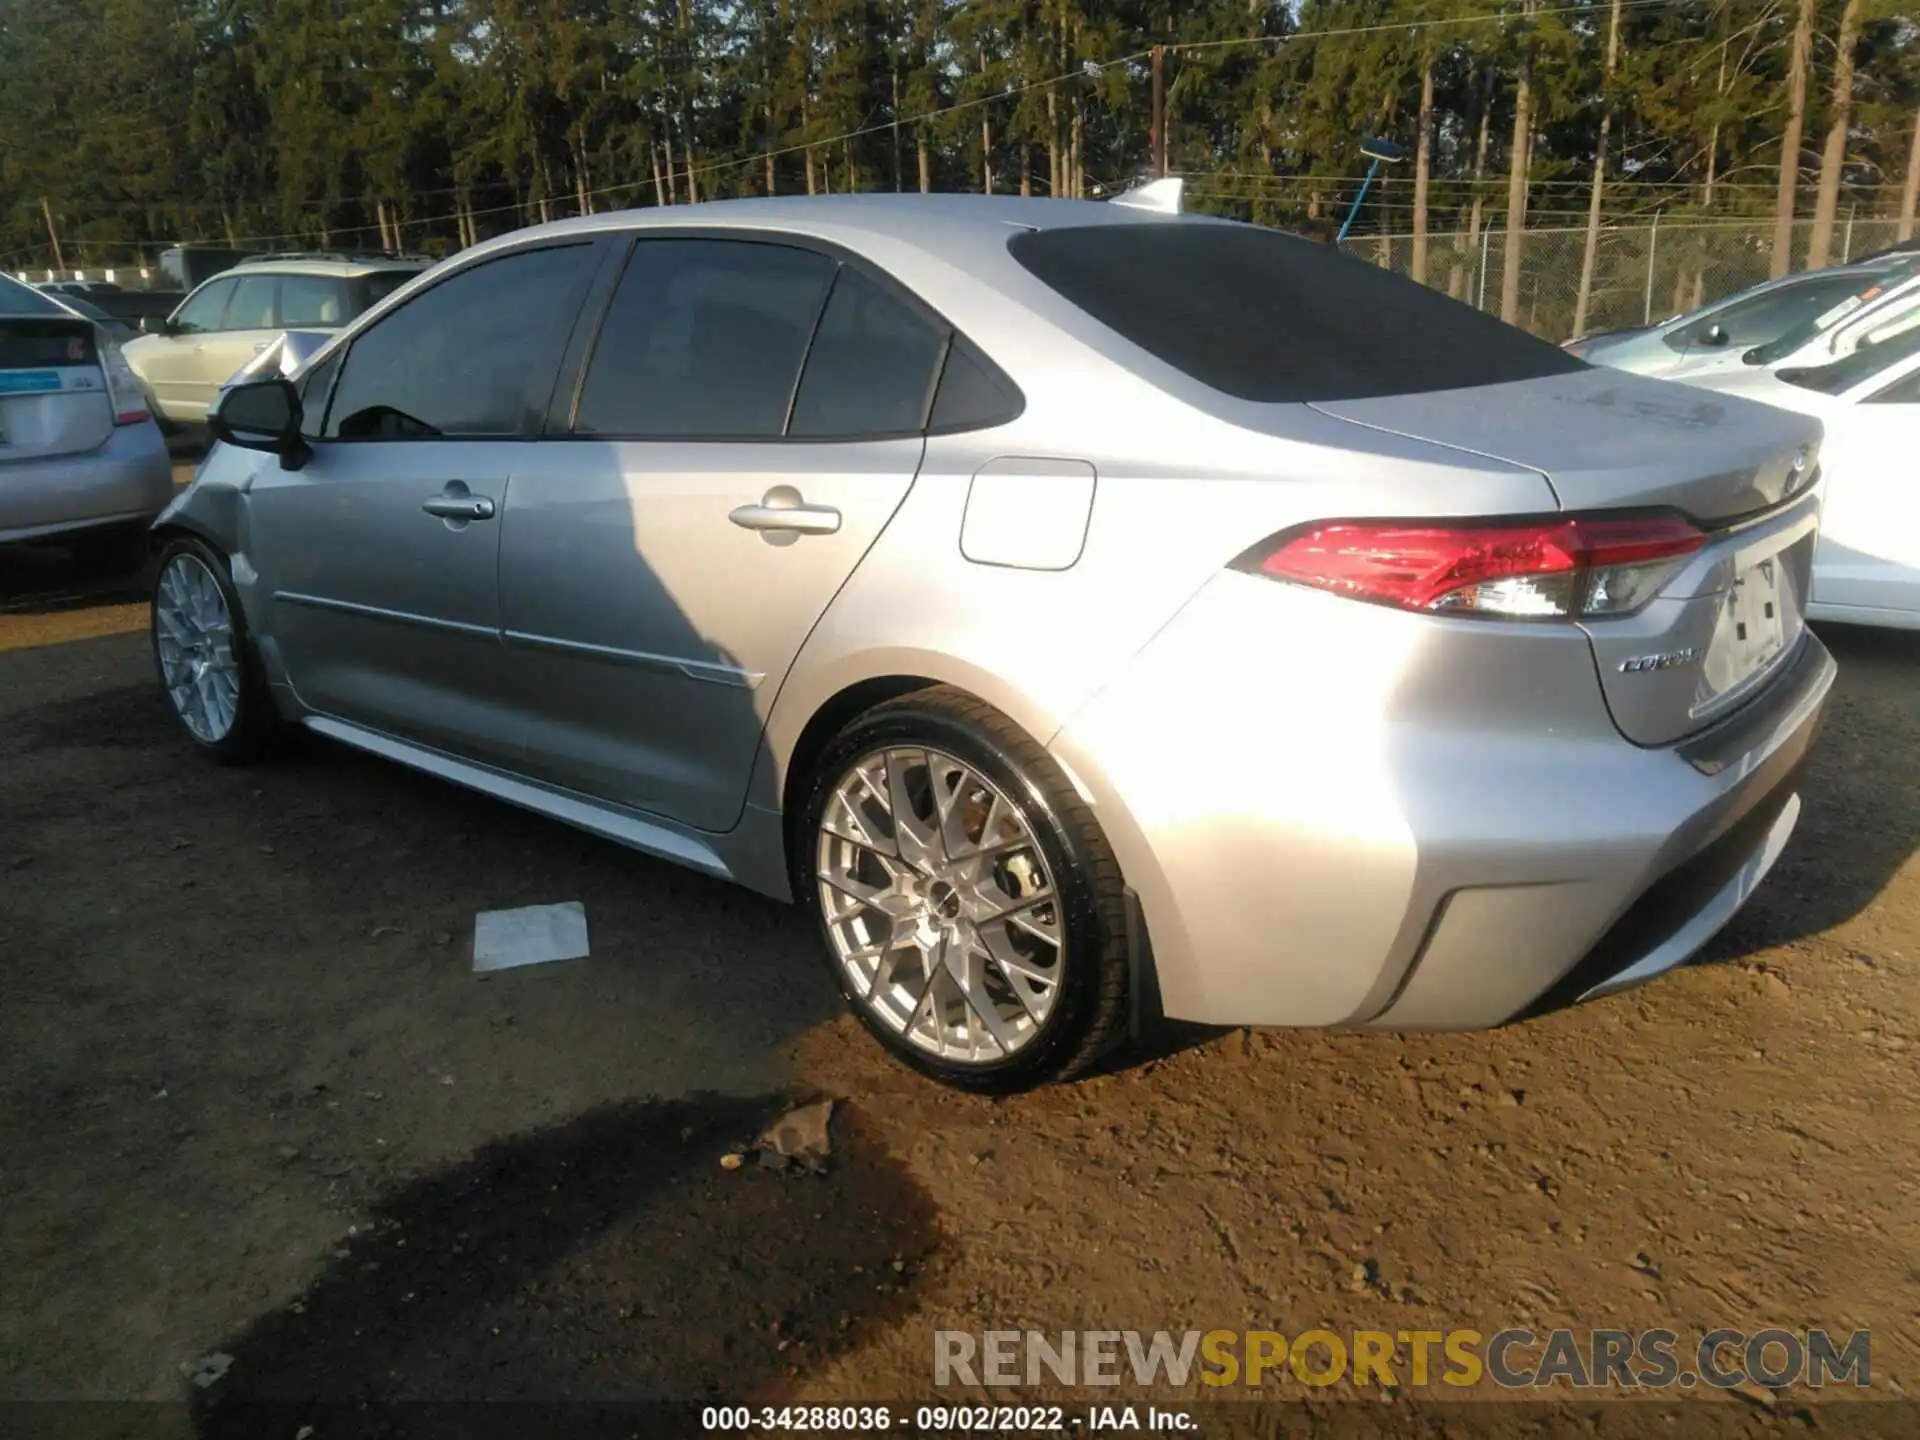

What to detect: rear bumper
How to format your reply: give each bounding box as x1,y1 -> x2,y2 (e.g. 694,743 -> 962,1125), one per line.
1047,571 -> 1835,1030
0,421 -> 174,544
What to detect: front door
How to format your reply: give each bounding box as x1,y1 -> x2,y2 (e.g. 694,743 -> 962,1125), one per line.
243,238 -> 606,766
138,276 -> 237,420
500,237 -> 949,832
187,270 -> 284,402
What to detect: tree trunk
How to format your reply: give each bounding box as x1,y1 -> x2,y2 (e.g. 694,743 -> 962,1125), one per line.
1572,0 -> 1622,338
1020,144 -> 1030,197
1070,102 -> 1083,197
1411,59 -> 1434,285
918,130 -> 931,193
1770,0 -> 1815,277
652,143 -> 668,206
683,129 -> 699,204
1500,48 -> 1533,324
1901,108 -> 1920,243
981,114 -> 993,194
1467,71 -> 1491,286
1806,0 -> 1862,270
1048,88 -> 1061,196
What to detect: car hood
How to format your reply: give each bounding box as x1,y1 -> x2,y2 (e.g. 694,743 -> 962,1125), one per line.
1308,365 -> 1821,523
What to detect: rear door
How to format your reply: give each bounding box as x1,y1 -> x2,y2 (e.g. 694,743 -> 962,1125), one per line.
1813,359 -> 1920,617
0,316 -> 113,464
244,239 -> 605,768
499,235 -> 940,831
190,271 -> 283,398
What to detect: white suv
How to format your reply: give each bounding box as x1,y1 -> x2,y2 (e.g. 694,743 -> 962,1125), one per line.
123,253 -> 429,427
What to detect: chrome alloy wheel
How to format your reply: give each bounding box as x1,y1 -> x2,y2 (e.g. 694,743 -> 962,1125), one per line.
817,747 -> 1064,1063
154,553 -> 241,744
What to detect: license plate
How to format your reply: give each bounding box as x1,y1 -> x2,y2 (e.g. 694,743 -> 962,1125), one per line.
0,369 -> 61,396
1721,558 -> 1788,681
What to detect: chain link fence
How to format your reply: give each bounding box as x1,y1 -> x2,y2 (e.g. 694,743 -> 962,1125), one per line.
1343,216 -> 1914,343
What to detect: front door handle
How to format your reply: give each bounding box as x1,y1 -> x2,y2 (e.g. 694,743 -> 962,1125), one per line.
422,494 -> 496,521
729,486 -> 841,537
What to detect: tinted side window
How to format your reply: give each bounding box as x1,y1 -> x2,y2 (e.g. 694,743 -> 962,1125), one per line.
173,279 -> 235,335
575,239 -> 834,438
279,275 -> 347,327
930,336 -> 1023,430
297,349 -> 343,439
789,268 -> 947,436
1666,276 -> 1870,354
225,274 -> 278,330
325,243 -> 597,440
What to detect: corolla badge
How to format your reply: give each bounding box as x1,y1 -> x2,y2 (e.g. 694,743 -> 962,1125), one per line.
1620,647 -> 1698,673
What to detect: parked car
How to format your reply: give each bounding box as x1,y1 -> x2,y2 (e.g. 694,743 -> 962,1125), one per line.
122,252 -> 430,428
0,274 -> 172,570
1687,324 -> 1920,630
1734,270 -> 1920,375
37,278 -> 125,296
1569,256 -> 1920,378
151,194 -> 1831,1090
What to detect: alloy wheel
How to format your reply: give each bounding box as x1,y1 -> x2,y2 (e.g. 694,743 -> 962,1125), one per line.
154,553 -> 242,744
816,746 -> 1064,1063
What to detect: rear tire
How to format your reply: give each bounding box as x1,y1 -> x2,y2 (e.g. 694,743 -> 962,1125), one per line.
796,685 -> 1130,1092
150,536 -> 278,764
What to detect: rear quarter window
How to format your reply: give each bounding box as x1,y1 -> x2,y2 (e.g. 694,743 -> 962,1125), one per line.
1006,222 -> 1587,403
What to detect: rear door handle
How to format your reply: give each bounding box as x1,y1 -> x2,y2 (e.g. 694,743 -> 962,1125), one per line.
422,494 -> 496,521
729,487 -> 841,537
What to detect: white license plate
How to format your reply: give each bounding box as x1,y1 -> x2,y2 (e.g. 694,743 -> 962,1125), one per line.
1721,558 -> 1788,681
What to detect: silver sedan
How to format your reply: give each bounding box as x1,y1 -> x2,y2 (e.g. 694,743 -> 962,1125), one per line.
1,274 -> 173,569
150,194 -> 1832,1090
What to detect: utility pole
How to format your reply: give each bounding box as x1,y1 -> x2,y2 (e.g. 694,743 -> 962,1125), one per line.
1150,46 -> 1166,177
40,198 -> 65,273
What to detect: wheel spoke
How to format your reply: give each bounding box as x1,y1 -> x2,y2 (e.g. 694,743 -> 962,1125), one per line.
817,744 -> 1064,1066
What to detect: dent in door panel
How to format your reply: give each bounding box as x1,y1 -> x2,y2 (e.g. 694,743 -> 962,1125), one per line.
960,457 -> 1096,571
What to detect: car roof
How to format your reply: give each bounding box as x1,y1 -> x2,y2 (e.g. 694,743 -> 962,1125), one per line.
227,256 -> 434,279
457,193 -> 1199,268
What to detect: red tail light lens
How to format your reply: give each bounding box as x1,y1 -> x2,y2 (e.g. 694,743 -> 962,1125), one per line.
1242,515 -> 1706,620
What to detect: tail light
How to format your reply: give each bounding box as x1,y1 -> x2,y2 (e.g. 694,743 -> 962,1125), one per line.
100,339 -> 151,426
1237,514 -> 1706,621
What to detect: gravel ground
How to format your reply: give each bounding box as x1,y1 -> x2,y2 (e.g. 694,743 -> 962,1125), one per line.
2,530 -> 1916,1437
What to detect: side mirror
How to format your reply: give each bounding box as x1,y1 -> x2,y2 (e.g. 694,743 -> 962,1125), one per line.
1700,322 -> 1729,348
209,377 -> 309,470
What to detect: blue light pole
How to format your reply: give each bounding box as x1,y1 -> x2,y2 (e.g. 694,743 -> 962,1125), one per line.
1336,137 -> 1407,245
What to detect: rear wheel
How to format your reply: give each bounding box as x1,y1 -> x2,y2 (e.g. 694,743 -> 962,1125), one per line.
797,686 -> 1130,1091
151,536 -> 276,763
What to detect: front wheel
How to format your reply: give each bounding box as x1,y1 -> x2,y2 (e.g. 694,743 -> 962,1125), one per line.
797,686 -> 1130,1091
151,536 -> 276,763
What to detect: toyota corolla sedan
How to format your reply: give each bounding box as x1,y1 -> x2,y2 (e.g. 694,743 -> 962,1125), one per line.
150,193 -> 1833,1091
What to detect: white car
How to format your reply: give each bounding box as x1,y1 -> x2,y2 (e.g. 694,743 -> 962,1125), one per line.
122,252 -> 427,428
1732,271 -> 1920,379
1689,327 -> 1920,629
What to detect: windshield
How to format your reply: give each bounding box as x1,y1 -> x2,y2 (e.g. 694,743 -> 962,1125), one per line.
1746,274 -> 1919,365
0,273 -> 71,317
1778,323 -> 1920,396
1008,222 -> 1587,403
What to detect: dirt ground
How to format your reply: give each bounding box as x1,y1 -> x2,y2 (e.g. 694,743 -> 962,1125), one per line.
2,511 -> 1917,1437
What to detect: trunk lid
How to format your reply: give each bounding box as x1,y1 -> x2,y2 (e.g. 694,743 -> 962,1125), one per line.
1308,366 -> 1819,523
0,317 -> 115,462
1311,368 -> 1826,747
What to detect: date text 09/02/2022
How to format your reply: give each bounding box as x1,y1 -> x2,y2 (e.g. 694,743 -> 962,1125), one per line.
701,1404 -> 1194,1432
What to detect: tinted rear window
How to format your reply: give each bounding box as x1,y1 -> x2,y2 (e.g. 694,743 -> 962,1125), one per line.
1007,223 -> 1587,403
0,317 -> 98,367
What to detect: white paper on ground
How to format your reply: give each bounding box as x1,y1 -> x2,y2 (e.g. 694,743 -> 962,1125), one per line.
473,901 -> 590,973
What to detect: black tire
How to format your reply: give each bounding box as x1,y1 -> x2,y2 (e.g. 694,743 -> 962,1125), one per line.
150,534 -> 278,764
796,685 -> 1130,1092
